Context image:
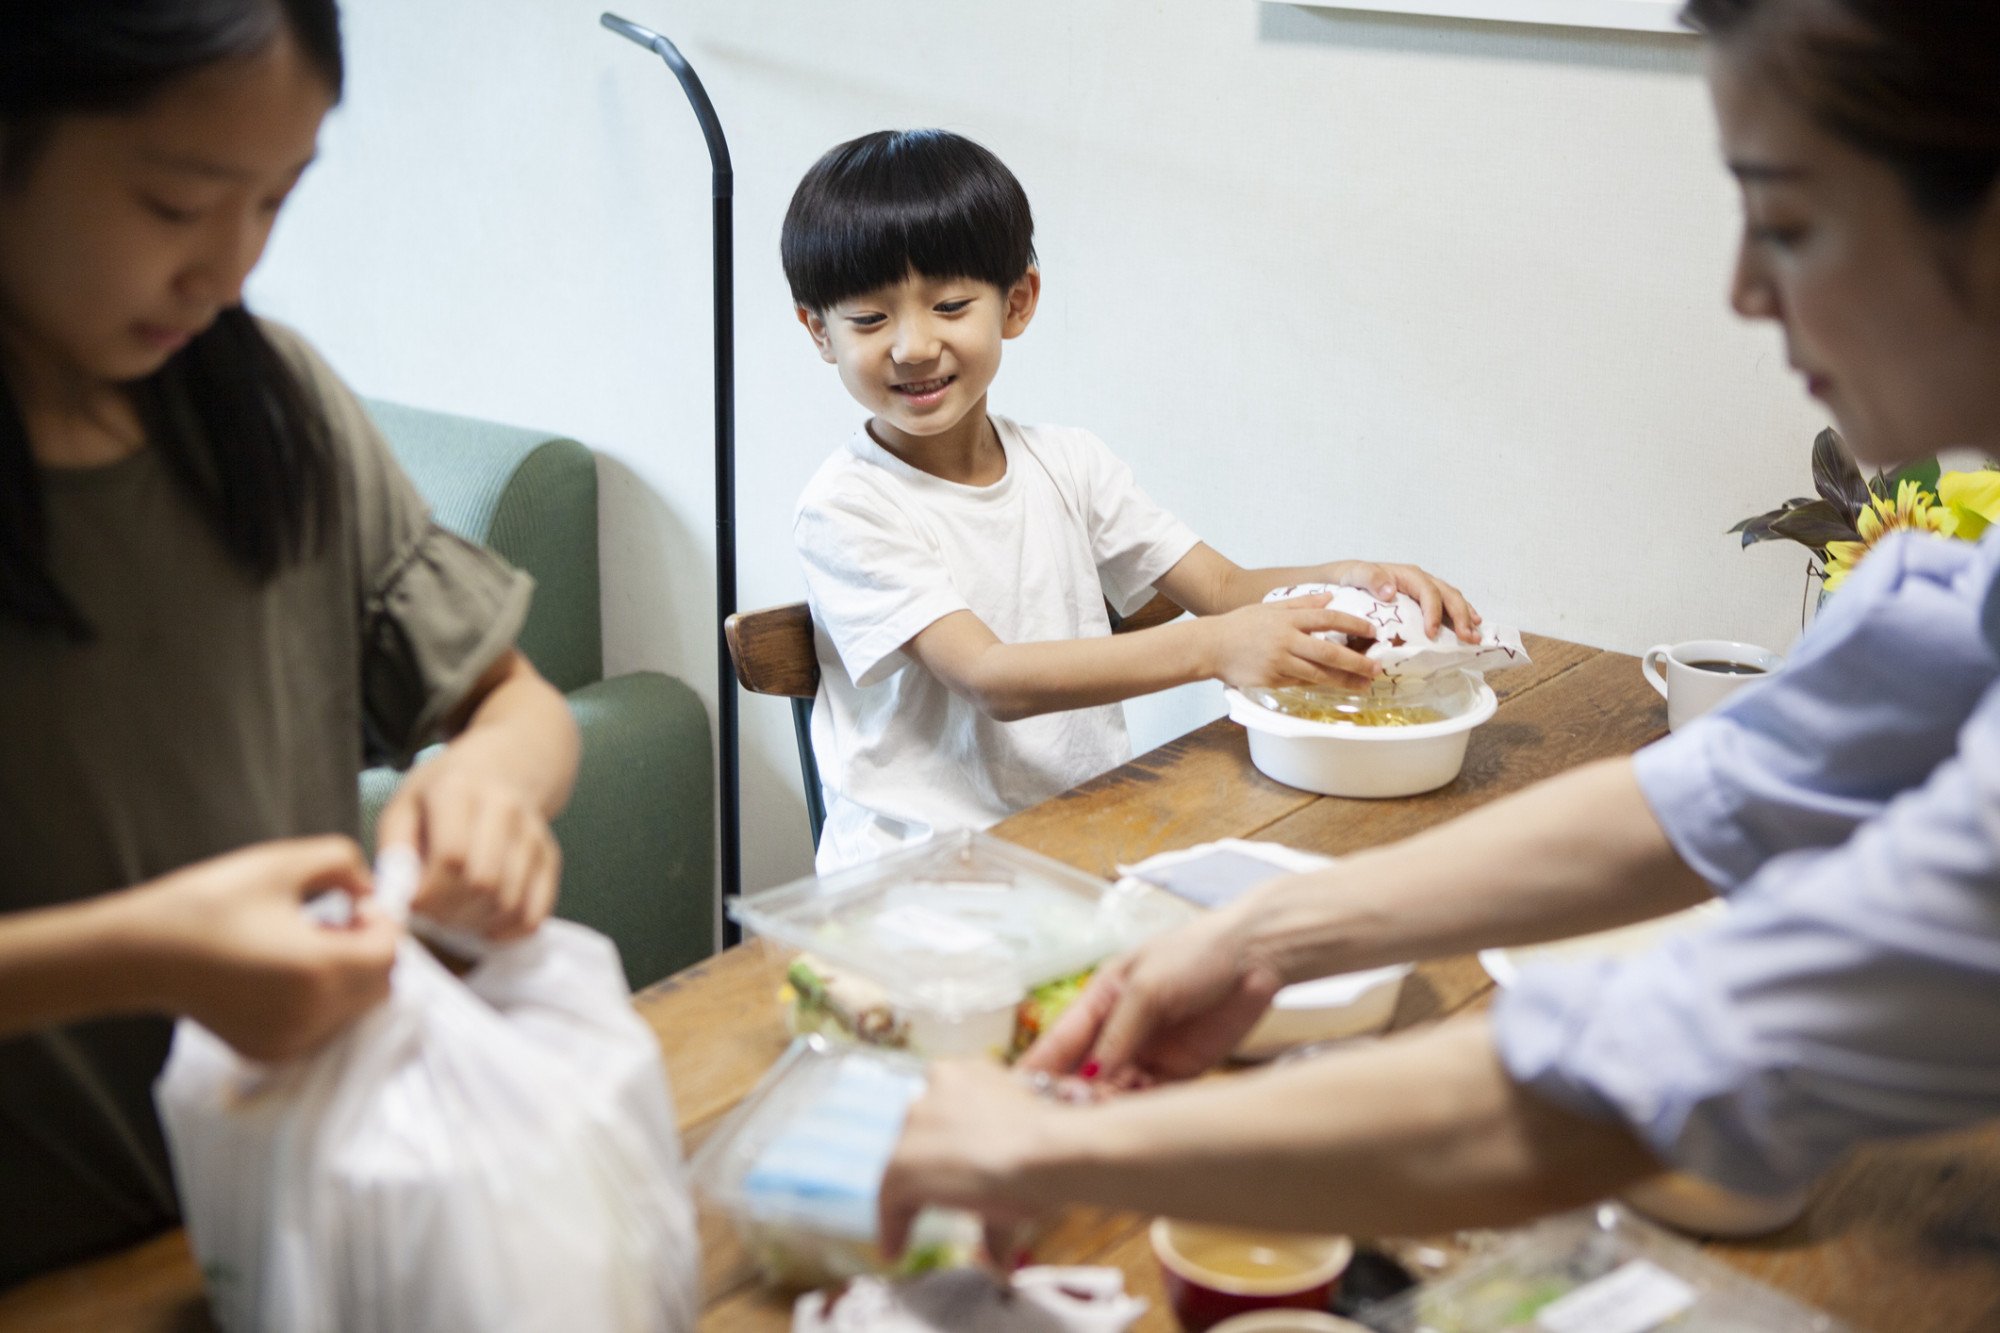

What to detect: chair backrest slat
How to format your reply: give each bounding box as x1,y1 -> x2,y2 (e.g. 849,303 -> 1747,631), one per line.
724,603 -> 819,699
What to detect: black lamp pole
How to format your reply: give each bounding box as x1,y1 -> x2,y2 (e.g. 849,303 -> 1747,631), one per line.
600,13 -> 743,942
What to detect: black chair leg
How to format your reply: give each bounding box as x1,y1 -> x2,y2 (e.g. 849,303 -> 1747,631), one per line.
791,696 -> 826,850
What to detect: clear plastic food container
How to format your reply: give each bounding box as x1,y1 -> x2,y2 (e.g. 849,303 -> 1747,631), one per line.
1360,1204 -> 1852,1332
1243,670 -> 1484,729
688,1035 -> 982,1290
730,831 -> 1196,1060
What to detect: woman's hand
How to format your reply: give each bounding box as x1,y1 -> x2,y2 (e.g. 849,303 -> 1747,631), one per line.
1020,907 -> 1284,1084
1204,594 -> 1380,691
878,1061 -> 1055,1264
1327,561 -> 1481,642
375,759 -> 562,942
126,837 -> 400,1061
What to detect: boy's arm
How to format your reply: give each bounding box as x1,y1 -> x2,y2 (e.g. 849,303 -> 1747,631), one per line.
1156,544 -> 1481,640
906,601 -> 1378,722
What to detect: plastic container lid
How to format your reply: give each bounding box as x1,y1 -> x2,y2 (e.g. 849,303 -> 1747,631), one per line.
730,830 -> 1196,1019
689,1035 -> 983,1287
1244,669 -> 1483,730
691,1035 -> 924,1242
1359,1204 -> 1852,1332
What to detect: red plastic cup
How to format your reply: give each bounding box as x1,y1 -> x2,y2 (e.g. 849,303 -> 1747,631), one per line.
1149,1218 -> 1354,1333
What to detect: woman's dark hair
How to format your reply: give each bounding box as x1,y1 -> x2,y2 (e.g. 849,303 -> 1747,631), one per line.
782,129 -> 1037,313
1682,0 -> 2000,223
0,1 -> 344,639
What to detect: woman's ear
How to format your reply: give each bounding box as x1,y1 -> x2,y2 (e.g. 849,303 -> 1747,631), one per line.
1001,267 -> 1041,339
796,304 -> 837,364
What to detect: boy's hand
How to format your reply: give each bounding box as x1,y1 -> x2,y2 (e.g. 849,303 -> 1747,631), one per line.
1327,561 -> 1481,643
1206,594 -> 1380,691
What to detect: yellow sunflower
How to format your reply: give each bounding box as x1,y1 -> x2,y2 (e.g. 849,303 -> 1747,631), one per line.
1821,477 -> 1950,591
1939,469 -> 2000,541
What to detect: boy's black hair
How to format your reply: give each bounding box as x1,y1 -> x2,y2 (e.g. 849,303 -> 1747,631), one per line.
0,0 -> 344,640
782,129 -> 1036,313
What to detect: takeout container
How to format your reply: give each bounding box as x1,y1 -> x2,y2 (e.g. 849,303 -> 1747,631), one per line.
1226,670 -> 1498,799
1358,1204 -> 1848,1331
1481,904 -> 1810,1239
1210,1315 -> 1371,1333
1118,842 -> 1413,1061
689,1036 -> 982,1290
1234,965 -> 1410,1061
1151,1218 -> 1354,1332
731,831 -> 1196,1061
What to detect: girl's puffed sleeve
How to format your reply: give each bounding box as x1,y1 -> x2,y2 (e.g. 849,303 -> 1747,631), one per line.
264,324 -> 534,768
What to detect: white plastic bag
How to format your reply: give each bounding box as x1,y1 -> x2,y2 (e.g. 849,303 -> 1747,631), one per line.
154,858 -> 698,1333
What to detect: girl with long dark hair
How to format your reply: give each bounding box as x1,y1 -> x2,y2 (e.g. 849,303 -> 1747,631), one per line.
878,0 -> 2000,1251
0,1 -> 580,1283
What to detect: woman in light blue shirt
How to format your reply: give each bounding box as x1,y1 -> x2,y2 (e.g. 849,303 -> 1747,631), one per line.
876,0 -> 2000,1246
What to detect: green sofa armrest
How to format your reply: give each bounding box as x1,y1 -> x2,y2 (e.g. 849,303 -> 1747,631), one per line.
363,398 -> 602,694
360,671 -> 714,989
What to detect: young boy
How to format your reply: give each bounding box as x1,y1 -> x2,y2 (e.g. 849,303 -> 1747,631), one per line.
785,129 -> 1479,872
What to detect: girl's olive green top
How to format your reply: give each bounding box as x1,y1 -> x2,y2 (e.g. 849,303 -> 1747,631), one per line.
0,324 -> 531,1285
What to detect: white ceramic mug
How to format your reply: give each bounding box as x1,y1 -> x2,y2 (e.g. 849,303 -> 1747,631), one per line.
1642,639 -> 1782,732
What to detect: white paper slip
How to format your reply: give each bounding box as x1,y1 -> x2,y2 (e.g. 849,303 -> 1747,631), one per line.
1535,1258 -> 1699,1333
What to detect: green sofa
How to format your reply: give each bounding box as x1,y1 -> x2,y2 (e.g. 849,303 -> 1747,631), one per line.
357,400 -> 714,989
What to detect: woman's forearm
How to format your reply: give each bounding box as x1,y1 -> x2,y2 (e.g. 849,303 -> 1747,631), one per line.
1017,1017 -> 1659,1236
1234,758 -> 1711,985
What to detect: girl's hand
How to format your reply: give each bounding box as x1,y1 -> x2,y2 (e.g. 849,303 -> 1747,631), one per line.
1206,595 -> 1380,691
879,1061 -> 1054,1265
375,762 -> 562,942
129,837 -> 400,1061
1328,561 -> 1481,642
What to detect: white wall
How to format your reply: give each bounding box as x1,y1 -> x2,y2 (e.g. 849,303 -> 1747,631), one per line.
249,0 -> 1828,909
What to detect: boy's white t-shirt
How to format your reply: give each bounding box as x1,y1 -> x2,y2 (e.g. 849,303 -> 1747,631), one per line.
794,416 -> 1201,872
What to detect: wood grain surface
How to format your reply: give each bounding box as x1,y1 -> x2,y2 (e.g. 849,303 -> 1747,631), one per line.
8,637 -> 1997,1333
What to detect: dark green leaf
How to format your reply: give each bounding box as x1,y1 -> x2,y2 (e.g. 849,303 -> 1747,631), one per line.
1771,501 -> 1864,549
1888,457 -> 1942,494
1731,513 -> 1785,547
1811,428 -> 1871,520
1730,497 -> 1817,537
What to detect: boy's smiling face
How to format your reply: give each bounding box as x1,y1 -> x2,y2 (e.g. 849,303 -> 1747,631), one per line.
799,267 -> 1039,448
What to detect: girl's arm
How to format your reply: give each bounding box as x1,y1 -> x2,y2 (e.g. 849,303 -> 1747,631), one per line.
881,1015 -> 1662,1251
376,649 -> 581,940
0,838 -> 398,1061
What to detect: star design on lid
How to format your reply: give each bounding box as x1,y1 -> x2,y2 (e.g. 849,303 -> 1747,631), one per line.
1387,633 -> 1406,647
1367,602 -> 1401,630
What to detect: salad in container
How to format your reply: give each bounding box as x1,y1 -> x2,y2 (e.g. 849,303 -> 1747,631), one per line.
1359,1205 -> 1849,1332
731,831 -> 1196,1061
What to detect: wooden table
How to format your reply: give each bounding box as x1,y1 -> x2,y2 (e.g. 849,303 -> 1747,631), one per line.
8,634 -> 2000,1332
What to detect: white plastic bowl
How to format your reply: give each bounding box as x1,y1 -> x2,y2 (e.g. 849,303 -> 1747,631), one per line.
1225,676 -> 1498,798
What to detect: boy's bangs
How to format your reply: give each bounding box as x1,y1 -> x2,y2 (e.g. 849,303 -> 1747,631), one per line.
809,192 -> 1029,310
783,129 -> 1036,312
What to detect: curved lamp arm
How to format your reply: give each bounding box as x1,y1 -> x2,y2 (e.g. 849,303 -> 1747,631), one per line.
602,12 -> 744,935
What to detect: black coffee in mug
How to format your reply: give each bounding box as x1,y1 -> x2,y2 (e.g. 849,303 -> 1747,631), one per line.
1686,659 -> 1767,676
